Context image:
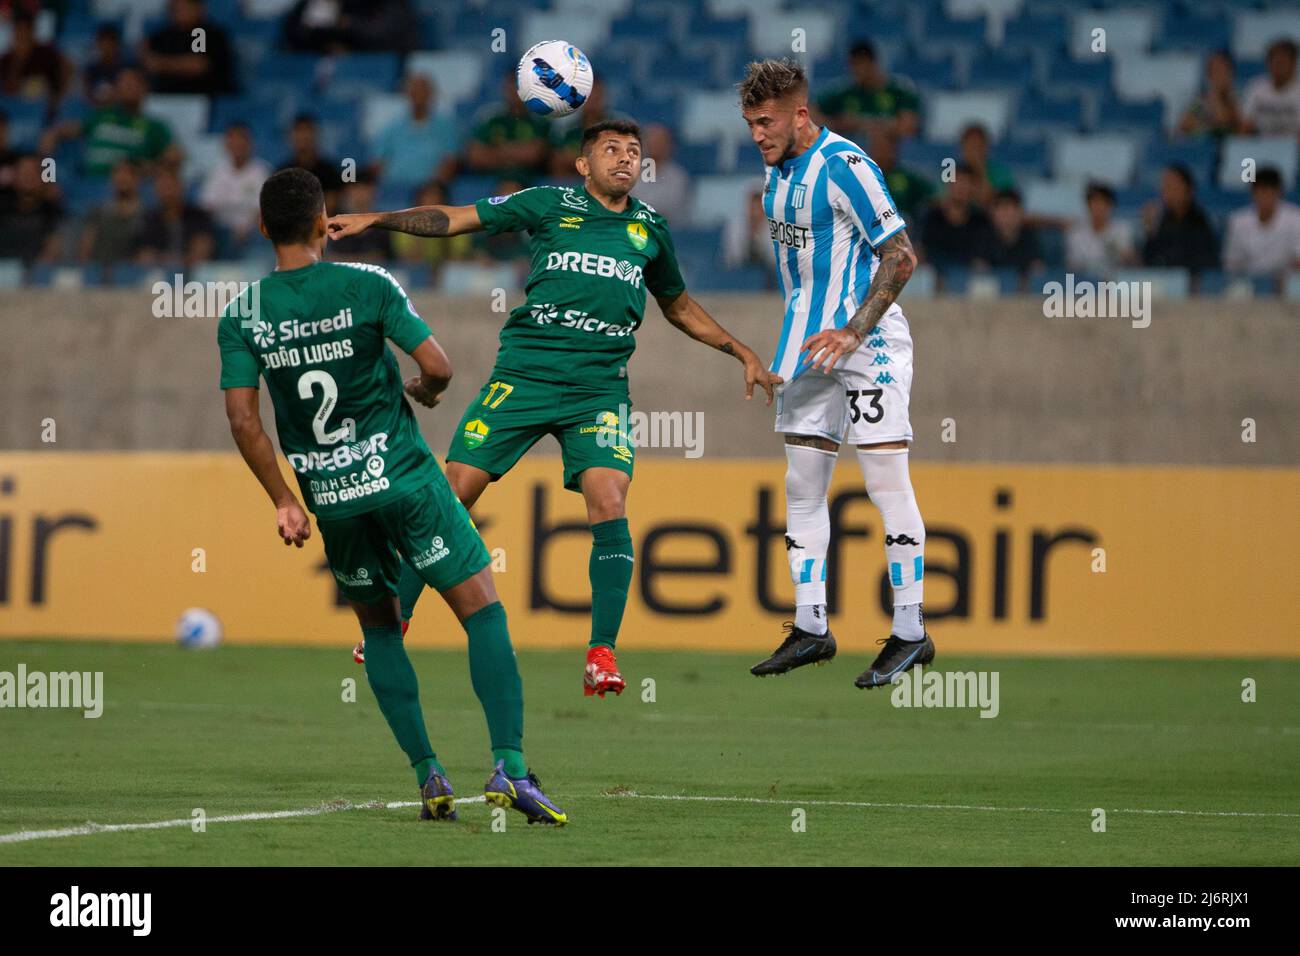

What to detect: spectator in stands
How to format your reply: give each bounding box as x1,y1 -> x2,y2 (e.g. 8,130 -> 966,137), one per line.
0,10 -> 69,118
390,180 -> 474,273
370,72 -> 458,189
278,114 -> 344,208
959,123 -> 1014,209
283,0 -> 419,55
1177,50 -> 1242,140
83,23 -> 133,108
868,128 -> 933,224
328,172 -> 392,263
632,123 -> 690,225
0,152 -> 63,266
816,40 -> 920,141
722,187 -> 777,285
1141,163 -> 1219,274
199,121 -> 272,253
1066,183 -> 1137,277
919,163 -> 996,271
464,69 -> 552,185
137,166 -> 216,269
988,189 -> 1043,285
0,110 -> 20,190
42,66 -> 179,177
1223,166 -> 1300,281
140,0 -> 236,97
79,159 -> 146,268
1242,38 -> 1300,138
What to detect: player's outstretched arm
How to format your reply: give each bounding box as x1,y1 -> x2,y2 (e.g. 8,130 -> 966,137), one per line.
327,204 -> 483,241
802,229 -> 917,374
403,335 -> 453,409
223,387 -> 311,547
655,290 -> 783,405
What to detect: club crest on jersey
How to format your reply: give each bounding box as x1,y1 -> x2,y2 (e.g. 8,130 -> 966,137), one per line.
790,183 -> 807,208
463,418 -> 489,449
626,222 -> 648,250
559,187 -> 589,211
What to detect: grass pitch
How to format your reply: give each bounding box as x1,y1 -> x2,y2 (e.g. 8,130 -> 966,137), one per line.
1,639 -> 1297,866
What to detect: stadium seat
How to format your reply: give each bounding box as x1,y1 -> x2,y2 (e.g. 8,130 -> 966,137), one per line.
440,262 -> 522,294
748,9 -> 839,60
1218,137 -> 1299,191
1021,176 -> 1085,218
1068,9 -> 1158,61
404,51 -> 486,115
1153,14 -> 1229,53
690,175 -> 761,228
893,54 -> 960,91
1053,133 -> 1140,187
1142,139 -> 1216,191
681,92 -> 752,173
968,50 -> 1038,88
519,10 -> 612,54
1002,11 -> 1068,50
361,94 -> 408,145
1117,267 -> 1191,299
1014,91 -> 1086,133
1232,10 -> 1300,60
327,54 -> 402,99
144,94 -> 210,144
0,259 -> 23,289
1112,52 -> 1201,130
924,90 -> 1014,141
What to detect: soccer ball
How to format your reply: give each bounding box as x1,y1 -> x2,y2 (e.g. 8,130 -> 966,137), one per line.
176,608 -> 223,649
516,40 -> 593,117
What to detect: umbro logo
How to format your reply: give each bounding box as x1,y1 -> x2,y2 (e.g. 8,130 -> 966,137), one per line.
886,534 -> 919,546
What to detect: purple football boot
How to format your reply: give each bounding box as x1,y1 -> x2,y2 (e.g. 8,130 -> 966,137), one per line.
419,767 -> 457,821
483,760 -> 568,826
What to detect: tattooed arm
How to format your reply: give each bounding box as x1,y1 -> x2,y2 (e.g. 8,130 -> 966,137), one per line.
327,204 -> 483,240
801,229 -> 917,374
656,291 -> 783,405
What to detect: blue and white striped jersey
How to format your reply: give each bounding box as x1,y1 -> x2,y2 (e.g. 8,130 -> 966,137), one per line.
762,126 -> 906,382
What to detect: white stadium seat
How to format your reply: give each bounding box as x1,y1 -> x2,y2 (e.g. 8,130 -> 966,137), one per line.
1112,52 -> 1202,130
690,174 -> 763,227
144,94 -> 210,145
1217,137 -> 1299,191
519,12 -> 611,55
748,10 -> 839,61
1232,11 -> 1300,60
362,94 -> 409,144
1021,176 -> 1086,219
404,51 -> 484,115
1052,134 -> 1140,187
925,90 -> 1014,141
1069,10 -> 1158,60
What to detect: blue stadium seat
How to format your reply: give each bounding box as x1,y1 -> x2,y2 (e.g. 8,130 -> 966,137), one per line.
1002,13 -> 1068,50
328,54 -> 402,97
968,50 -> 1037,88
1015,90 -> 1085,131
1143,140 -> 1217,191
892,54 -> 959,90
1096,95 -> 1164,132
1154,15 -> 1229,52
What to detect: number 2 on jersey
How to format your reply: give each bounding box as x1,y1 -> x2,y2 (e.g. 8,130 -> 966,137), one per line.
298,369 -> 355,445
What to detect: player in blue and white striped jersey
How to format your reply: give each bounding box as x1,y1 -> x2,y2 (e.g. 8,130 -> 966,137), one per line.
738,58 -> 936,689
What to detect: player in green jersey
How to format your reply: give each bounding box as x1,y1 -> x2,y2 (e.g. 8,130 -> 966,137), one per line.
218,168 -> 567,825
327,119 -> 781,698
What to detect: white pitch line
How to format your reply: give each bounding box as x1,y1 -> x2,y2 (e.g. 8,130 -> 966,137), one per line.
604,792 -> 1300,819
0,796 -> 486,845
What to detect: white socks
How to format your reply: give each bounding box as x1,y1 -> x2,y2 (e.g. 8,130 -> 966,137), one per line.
858,447 -> 927,641
784,444 -> 836,635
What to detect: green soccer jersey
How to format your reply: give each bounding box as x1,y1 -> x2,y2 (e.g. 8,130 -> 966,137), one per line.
474,184 -> 687,390
217,261 -> 438,520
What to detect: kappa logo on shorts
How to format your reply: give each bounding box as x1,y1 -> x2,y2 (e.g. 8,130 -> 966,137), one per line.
463,418 -> 490,449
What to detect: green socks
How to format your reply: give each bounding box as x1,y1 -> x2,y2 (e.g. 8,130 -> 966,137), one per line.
361,624 -> 438,786
396,560 -> 425,624
463,602 -> 527,778
589,517 -> 634,649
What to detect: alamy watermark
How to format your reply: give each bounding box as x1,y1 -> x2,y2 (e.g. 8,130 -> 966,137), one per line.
593,403 -> 704,459
890,665 -> 999,718
0,664 -> 103,718
1042,274 -> 1151,329
151,273 -> 259,322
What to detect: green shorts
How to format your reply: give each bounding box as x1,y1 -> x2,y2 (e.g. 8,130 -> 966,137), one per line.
447,373 -> 635,492
316,472 -> 490,604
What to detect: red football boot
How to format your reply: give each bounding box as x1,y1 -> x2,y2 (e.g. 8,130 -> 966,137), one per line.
584,645 -> 625,698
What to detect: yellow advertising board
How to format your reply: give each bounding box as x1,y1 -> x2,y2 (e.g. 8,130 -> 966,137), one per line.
0,453 -> 1296,657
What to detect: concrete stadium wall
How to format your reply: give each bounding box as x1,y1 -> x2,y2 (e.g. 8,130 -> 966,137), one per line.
1,291 -> 1296,464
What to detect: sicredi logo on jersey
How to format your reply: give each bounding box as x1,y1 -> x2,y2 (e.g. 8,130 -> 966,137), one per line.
544,251 -> 643,288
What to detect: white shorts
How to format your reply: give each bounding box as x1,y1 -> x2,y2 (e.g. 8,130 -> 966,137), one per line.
774,305 -> 913,446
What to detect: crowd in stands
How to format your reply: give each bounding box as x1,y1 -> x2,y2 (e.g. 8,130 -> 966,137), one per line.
0,0 -> 1298,294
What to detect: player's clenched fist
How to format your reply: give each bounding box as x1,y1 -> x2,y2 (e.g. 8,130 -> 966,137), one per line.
404,375 -> 442,408
801,327 -> 864,374
276,502 -> 311,547
326,213 -> 378,240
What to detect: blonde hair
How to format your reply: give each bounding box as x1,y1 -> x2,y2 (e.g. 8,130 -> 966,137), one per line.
737,57 -> 808,110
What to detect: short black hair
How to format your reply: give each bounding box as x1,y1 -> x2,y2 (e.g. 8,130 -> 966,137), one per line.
1165,162 -> 1196,190
1085,182 -> 1116,204
849,40 -> 877,61
259,167 -> 324,245
1266,38 -> 1297,60
1253,166 -> 1284,191
581,119 -> 642,155
993,188 -> 1023,206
